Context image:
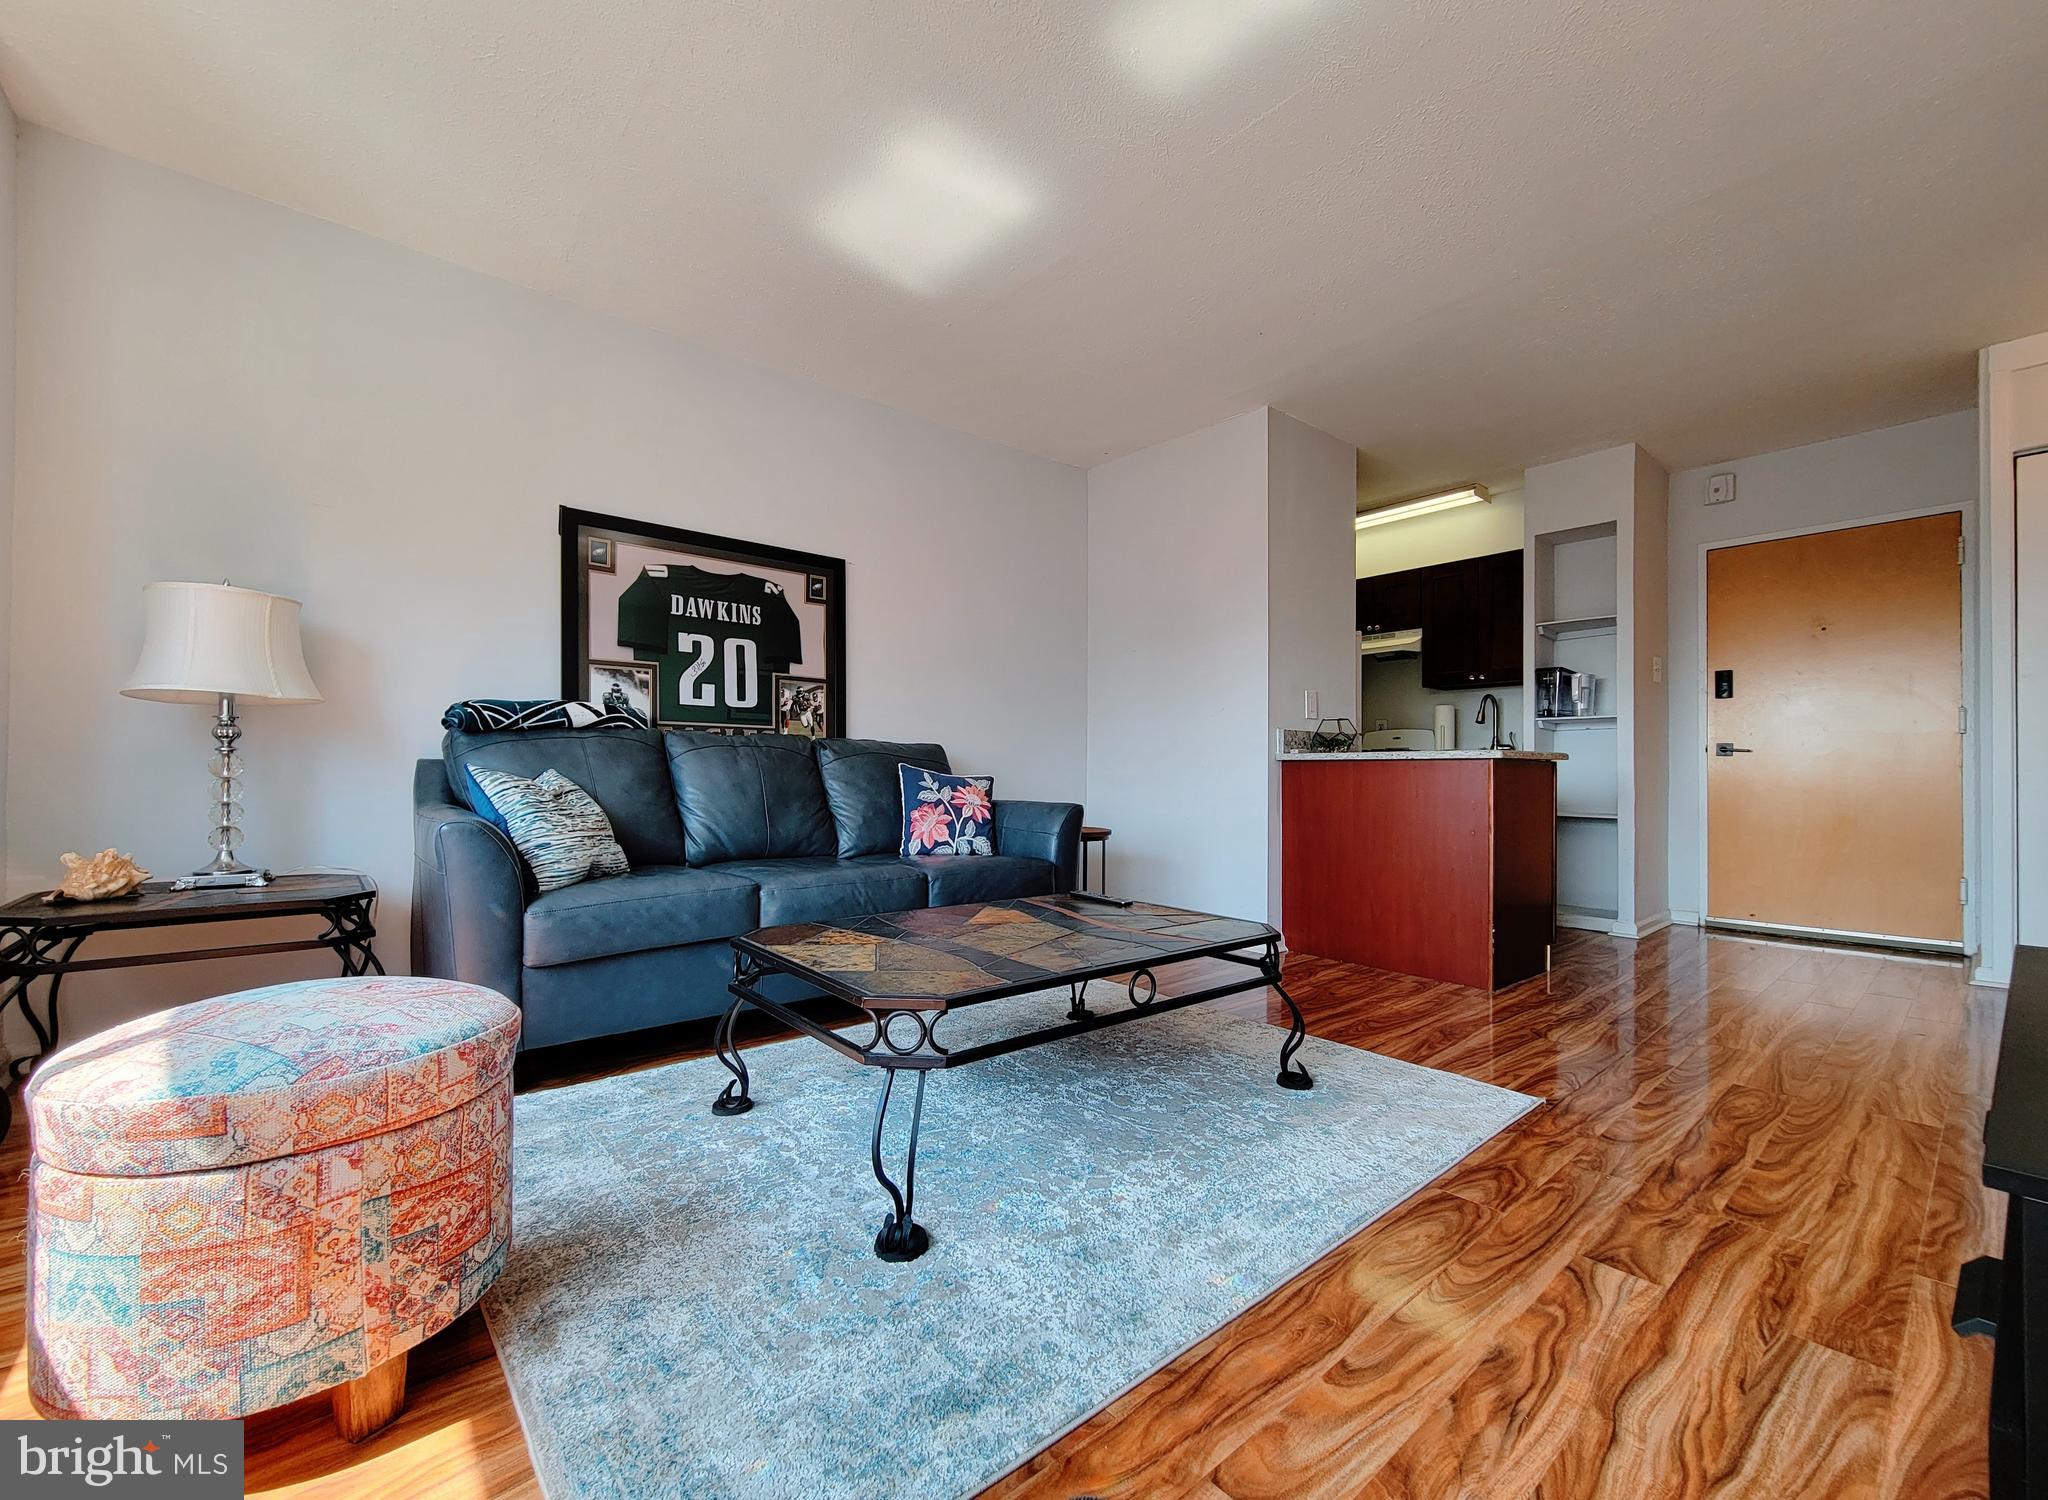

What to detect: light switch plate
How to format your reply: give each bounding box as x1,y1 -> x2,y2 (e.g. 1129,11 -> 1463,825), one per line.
1303,689 -> 1319,720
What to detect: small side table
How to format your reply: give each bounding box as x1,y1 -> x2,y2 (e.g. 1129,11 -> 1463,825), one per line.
1079,825 -> 1111,895
0,873 -> 383,1082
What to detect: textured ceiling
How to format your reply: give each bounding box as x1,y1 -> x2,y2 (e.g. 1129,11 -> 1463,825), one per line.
1,1 -> 2044,496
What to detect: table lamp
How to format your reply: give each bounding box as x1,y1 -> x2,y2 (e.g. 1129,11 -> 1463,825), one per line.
122,581 -> 322,888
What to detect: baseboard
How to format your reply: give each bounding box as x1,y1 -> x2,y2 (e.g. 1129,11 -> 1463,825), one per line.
1626,911 -> 1673,940
1669,909 -> 1701,927
1556,911 -> 1618,936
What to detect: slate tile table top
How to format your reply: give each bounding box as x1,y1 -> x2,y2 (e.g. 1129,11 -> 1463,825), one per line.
735,894 -> 1277,1010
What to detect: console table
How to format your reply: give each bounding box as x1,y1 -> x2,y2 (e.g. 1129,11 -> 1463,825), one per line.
1961,943 -> 2048,1498
0,874 -> 383,1083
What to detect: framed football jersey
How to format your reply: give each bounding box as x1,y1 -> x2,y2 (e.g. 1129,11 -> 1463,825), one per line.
561,508 -> 845,737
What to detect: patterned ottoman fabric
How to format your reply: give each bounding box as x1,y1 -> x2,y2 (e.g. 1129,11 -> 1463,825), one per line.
27,978 -> 520,1176
25,978 -> 518,1422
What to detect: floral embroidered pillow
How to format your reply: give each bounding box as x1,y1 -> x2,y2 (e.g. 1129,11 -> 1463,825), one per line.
899,765 -> 995,857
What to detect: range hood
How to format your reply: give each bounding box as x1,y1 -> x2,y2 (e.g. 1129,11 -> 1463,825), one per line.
1359,628 -> 1423,659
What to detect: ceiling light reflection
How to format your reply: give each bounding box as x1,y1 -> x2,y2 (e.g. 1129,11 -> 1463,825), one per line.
815,125 -> 1037,296
1108,0 -> 1321,94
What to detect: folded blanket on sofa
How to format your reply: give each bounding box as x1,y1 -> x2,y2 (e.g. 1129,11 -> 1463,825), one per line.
441,699 -> 648,733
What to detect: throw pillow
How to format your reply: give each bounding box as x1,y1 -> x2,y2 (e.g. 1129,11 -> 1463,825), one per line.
899,765 -> 995,857
468,766 -> 631,892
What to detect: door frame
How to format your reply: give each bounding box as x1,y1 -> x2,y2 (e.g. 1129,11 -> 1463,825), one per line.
1694,501 -> 1978,954
2013,445 -> 2048,954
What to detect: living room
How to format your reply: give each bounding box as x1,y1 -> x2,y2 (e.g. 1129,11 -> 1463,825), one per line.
3,3 -> 2048,1498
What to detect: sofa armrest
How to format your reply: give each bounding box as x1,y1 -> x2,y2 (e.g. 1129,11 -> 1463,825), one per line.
411,759 -> 526,1005
990,799 -> 1083,893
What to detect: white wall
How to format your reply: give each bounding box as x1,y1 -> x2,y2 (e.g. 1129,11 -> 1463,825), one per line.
1665,410 -> 1978,924
5,129 -> 1088,1050
1355,481 -> 1525,578
1088,409 -> 1270,920
1265,409 -> 1358,922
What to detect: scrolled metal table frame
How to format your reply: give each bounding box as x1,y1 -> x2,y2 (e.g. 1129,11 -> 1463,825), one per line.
713,932 -> 1311,1262
0,880 -> 384,1086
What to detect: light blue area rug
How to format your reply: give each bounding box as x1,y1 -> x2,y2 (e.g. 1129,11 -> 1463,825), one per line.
482,982 -> 1536,1500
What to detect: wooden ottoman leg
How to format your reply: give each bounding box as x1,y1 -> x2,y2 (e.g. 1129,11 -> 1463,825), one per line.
332,1351 -> 408,1443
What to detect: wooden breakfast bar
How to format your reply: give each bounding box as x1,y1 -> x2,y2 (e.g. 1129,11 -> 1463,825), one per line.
1278,750 -> 1560,990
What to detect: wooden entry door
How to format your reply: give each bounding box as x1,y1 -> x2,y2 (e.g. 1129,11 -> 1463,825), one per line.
1706,513 -> 1964,944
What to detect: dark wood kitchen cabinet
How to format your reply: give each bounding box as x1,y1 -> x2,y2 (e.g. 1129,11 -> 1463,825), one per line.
1421,549 -> 1523,688
1355,568 -> 1424,636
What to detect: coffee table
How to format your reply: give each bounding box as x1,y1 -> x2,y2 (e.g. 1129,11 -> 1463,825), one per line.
713,894 -> 1312,1261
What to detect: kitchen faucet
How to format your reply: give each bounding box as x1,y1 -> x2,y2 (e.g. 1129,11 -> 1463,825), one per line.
1475,693 -> 1513,750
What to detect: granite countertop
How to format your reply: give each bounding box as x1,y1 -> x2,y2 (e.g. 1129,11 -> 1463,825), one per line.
1275,749 -> 1566,762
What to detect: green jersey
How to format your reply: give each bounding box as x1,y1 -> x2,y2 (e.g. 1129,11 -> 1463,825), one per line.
615,565 -> 804,726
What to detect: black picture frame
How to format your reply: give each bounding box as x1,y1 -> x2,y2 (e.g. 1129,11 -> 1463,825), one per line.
560,506 -> 847,736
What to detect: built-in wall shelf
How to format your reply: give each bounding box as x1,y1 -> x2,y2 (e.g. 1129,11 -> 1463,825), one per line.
1536,615 -> 1618,639
1526,453 -> 1670,940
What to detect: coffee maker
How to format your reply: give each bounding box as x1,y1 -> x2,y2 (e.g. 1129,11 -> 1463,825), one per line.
1536,667 -> 1596,717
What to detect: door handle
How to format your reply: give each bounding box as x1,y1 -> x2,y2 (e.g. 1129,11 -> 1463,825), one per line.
1714,742 -> 1753,756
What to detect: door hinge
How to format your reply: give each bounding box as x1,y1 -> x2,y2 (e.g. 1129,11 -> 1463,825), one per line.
1959,535 -> 1967,566
1961,876 -> 1970,906
1960,705 -> 1969,734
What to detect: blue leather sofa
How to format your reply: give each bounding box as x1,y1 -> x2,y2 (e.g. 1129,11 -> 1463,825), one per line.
411,727 -> 1083,1051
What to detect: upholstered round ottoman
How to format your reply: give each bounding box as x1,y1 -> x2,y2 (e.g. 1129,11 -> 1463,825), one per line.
24,977 -> 518,1441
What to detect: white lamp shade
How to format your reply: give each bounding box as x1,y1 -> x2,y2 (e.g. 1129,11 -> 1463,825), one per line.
121,582 -> 323,706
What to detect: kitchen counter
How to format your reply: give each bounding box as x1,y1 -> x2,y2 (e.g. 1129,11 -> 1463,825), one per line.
1275,748 -> 1564,762
1280,754 -> 1556,989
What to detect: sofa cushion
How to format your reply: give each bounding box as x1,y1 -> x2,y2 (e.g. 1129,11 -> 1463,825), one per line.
446,725 -> 687,867
898,853 -> 1056,907
710,856 -> 929,928
816,738 -> 950,858
664,731 -> 837,864
522,866 -> 761,968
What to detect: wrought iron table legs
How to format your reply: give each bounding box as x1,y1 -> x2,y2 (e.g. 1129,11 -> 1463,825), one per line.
324,897 -> 387,978
870,1067 -> 931,1262
0,894 -> 383,1083
0,930 -> 87,1082
714,939 -> 1315,1262
711,993 -> 754,1115
1273,975 -> 1314,1092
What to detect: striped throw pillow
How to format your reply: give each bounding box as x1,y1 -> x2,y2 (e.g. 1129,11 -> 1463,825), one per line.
468,767 -> 630,893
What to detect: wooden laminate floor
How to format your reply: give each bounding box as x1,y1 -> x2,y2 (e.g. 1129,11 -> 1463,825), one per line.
0,925 -> 2001,1497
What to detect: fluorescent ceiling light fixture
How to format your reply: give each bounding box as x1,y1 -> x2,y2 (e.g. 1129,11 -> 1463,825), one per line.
815,124 -> 1036,296
1108,0 -> 1320,95
1354,486 -> 1491,530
